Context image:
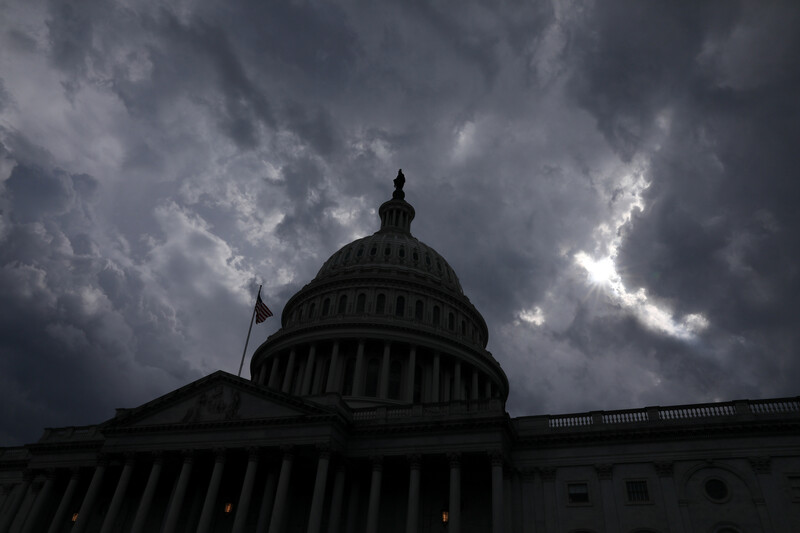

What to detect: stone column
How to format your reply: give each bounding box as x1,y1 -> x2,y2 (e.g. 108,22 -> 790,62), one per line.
73,458 -> 107,533
448,453 -> 462,533
307,447 -> 331,533
282,348 -> 297,393
255,468 -> 278,533
327,463 -> 346,533
8,477 -> 34,533
163,451 -> 194,533
46,469 -> 80,533
197,449 -> 227,533
453,361 -> 462,401
471,369 -> 479,400
503,469 -> 512,531
443,369 -> 451,402
405,455 -> 421,533
131,452 -> 164,533
653,461 -> 685,533
301,344 -> 317,395
365,456 -> 383,533
268,447 -> 295,533
268,356 -> 282,389
258,363 -> 267,385
21,471 -> 56,533
100,454 -> 136,533
231,448 -> 260,533
511,470 -> 522,533
485,381 -> 492,399
490,452 -> 504,533
353,340 -> 366,396
405,346 -> 417,402
326,341 -> 341,393
539,467 -> 558,533
378,341 -> 391,398
595,464 -> 619,533
344,476 -> 361,533
520,471 -> 536,533
432,353 -> 440,402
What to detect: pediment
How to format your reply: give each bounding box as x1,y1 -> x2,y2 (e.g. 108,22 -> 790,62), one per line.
112,371 -> 331,428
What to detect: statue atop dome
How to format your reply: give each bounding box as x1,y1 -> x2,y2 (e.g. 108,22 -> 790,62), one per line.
392,169 -> 406,199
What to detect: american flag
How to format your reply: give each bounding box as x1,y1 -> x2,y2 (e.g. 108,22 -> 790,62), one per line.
255,293 -> 273,323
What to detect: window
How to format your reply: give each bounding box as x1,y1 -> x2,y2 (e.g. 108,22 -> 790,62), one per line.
432,305 -> 440,326
384,245 -> 391,256
395,296 -> 405,317
309,302 -> 316,318
344,248 -> 351,260
322,298 -> 330,316
370,246 -> 377,256
461,320 -> 466,335
399,246 -> 405,258
338,295 -> 347,314
415,300 -> 424,321
343,358 -> 356,396
704,478 -> 729,502
448,312 -> 455,331
625,480 -> 650,503
356,246 -> 364,258
567,483 -> 590,504
376,294 -> 386,314
356,293 -> 366,313
412,249 -> 419,262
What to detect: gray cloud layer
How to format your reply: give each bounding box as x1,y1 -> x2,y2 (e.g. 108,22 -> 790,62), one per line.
1,0 -> 798,445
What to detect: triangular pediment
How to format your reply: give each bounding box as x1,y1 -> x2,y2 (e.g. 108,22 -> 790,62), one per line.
110,371 -> 334,428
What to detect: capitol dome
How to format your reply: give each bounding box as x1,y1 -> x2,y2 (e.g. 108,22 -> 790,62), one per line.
250,170 -> 508,407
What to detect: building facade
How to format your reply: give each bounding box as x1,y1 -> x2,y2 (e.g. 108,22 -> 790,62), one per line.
1,173 -> 799,533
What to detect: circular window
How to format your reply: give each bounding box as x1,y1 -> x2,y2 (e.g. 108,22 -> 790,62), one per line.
704,478 -> 729,502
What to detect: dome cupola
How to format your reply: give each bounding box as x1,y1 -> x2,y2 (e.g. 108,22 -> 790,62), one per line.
250,170 -> 508,408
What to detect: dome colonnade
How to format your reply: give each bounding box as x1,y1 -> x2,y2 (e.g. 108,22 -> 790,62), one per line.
250,171 -> 509,408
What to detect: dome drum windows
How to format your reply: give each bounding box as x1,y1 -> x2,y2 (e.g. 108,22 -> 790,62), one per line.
322,298 -> 331,316
356,293 -> 366,313
395,296 -> 405,317
338,295 -> 348,315
376,294 -> 386,314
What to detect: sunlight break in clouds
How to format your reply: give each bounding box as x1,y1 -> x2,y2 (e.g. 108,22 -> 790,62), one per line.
574,171 -> 710,341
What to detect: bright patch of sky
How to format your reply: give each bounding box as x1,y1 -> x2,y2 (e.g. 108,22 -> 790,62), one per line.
574,169 -> 710,340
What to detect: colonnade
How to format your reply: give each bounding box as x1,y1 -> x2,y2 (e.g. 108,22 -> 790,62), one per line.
257,339 -> 501,404
0,447 -> 510,533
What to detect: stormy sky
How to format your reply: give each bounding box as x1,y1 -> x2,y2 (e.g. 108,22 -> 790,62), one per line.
1,0 -> 799,446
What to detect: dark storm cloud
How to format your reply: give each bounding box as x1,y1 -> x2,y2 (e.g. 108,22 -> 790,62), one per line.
1,0 -> 799,445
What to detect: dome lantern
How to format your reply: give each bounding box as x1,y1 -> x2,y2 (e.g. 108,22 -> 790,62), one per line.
378,169 -> 415,234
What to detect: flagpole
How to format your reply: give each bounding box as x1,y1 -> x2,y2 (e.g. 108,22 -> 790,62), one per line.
238,285 -> 261,377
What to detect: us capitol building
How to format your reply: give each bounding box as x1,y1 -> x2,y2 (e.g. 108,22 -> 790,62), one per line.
1,172 -> 799,533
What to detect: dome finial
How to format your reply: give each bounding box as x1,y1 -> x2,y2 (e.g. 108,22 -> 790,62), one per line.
392,169 -> 406,199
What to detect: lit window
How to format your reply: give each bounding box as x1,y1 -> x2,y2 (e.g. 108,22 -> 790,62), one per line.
626,480 -> 650,503
72,513 -> 79,522
567,482 -> 590,504
224,502 -> 233,513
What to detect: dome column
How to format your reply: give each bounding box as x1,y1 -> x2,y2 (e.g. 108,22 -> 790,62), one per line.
281,349 -> 297,393
353,340 -> 366,396
432,352 -> 440,402
454,361 -> 462,401
326,341 -> 341,393
268,357 -> 281,389
405,346 -> 417,402
378,341 -> 391,399
301,345 -> 317,395
471,369 -> 479,400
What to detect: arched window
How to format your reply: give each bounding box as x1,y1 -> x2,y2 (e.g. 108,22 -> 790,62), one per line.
370,246 -> 377,256
432,305 -> 440,326
356,293 -> 366,313
448,312 -> 455,331
415,300 -> 424,321
309,302 -> 316,318
395,296 -> 405,317
384,245 -> 391,256
376,294 -> 386,314
414,365 -> 423,403
356,246 -> 364,258
365,358 -> 380,396
322,298 -> 330,316
338,295 -> 347,314
461,320 -> 466,335
399,246 -> 405,258
388,360 -> 402,399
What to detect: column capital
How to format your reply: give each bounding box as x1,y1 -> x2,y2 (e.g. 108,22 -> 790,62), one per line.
370,455 -> 384,471
179,449 -> 195,463
280,444 -> 295,458
538,466 -> 556,481
213,448 -> 227,462
447,452 -> 461,468
22,470 -> 35,483
246,447 -> 261,460
316,443 -> 332,459
488,450 -> 504,467
653,461 -> 674,478
96,453 -> 110,467
44,467 -> 57,480
407,454 -> 422,469
123,452 -> 137,465
151,450 -> 165,465
594,463 -> 613,480
748,456 -> 771,474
